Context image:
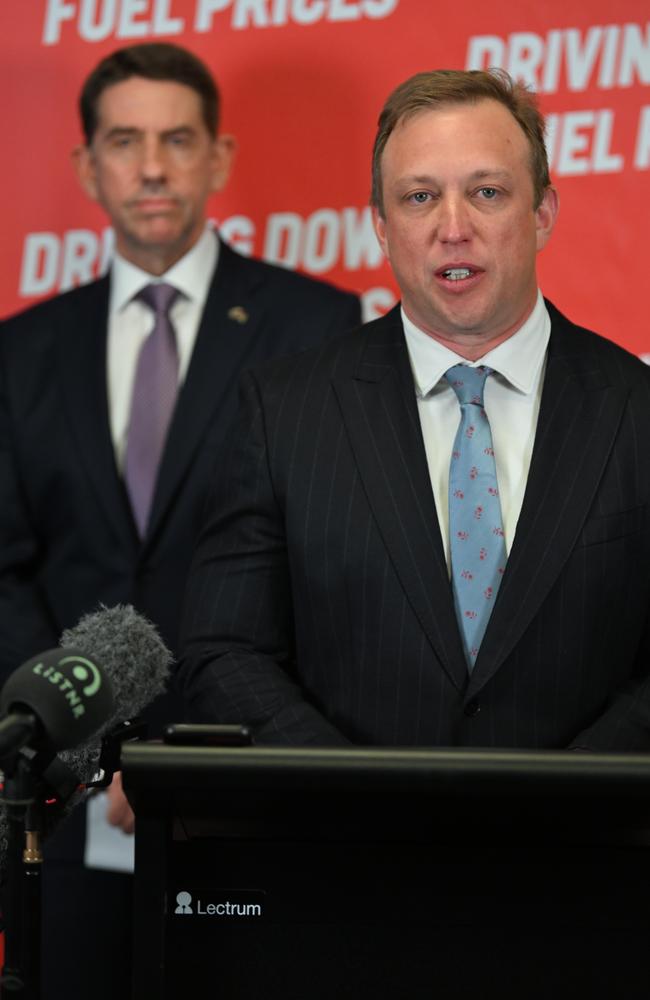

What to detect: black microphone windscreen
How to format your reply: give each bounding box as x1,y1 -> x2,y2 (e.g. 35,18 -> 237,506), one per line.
0,648 -> 115,753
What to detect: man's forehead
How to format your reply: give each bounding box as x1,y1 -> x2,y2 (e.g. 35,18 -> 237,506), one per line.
383,100 -> 531,170
391,98 -> 520,139
95,76 -> 203,128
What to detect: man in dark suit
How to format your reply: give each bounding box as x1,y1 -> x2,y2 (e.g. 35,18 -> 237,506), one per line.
180,68 -> 650,752
0,42 -> 360,998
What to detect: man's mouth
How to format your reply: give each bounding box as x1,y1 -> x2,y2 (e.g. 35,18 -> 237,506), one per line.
442,267 -> 473,281
436,265 -> 481,281
130,194 -> 178,211
135,198 -> 174,207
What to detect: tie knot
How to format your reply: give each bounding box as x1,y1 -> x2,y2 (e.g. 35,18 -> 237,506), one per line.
444,364 -> 492,407
136,282 -> 179,317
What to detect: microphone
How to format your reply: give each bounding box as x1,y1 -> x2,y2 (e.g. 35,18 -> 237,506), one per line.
0,649 -> 115,758
55,603 -> 173,787
0,604 -> 172,868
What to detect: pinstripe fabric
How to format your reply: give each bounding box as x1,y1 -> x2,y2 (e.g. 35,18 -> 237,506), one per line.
180,301 -> 650,750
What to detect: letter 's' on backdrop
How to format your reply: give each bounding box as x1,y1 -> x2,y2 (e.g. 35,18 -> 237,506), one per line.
2,2 -> 648,353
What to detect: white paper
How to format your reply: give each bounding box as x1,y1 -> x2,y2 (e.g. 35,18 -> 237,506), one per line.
84,791 -> 135,874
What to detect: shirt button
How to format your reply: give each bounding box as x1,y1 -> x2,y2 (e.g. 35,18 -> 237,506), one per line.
464,698 -> 481,718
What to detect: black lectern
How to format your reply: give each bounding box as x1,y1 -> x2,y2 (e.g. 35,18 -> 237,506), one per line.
122,744 -> 650,1000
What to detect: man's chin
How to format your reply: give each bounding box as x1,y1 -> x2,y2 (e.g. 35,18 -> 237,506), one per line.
415,300 -> 493,342
131,222 -> 184,247
125,221 -> 195,253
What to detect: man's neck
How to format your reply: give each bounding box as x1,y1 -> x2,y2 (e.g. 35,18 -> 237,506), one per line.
424,326 -> 520,362
116,231 -> 205,278
403,300 -> 538,362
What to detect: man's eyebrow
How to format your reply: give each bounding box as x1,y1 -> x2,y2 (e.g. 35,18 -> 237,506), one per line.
393,168 -> 514,186
161,125 -> 197,137
392,173 -> 438,188
468,169 -> 513,181
101,125 -> 197,139
102,126 -> 141,140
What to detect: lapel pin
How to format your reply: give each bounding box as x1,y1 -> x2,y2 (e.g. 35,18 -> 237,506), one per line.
228,306 -> 249,324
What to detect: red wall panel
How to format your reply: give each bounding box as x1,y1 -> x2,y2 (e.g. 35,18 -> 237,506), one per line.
2,1 -> 648,352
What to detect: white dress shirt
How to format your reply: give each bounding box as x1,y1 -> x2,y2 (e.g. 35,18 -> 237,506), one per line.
107,226 -> 218,469
403,291 -> 550,569
87,227 -> 218,874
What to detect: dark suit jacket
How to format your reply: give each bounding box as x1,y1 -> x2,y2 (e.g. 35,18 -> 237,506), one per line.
0,242 -> 357,1000
0,241 -> 361,695
180,301 -> 650,751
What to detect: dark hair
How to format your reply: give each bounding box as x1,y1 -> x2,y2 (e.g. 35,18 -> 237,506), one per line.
371,68 -> 550,215
79,42 -> 219,143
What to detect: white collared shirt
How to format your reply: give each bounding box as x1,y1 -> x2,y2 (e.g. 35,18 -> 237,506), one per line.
107,226 -> 218,469
403,291 -> 550,568
88,227 -> 219,875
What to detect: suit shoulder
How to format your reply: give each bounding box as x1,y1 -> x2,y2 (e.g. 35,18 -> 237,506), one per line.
250,309 -> 397,390
547,299 -> 650,386
226,246 -> 359,310
1,279 -> 108,350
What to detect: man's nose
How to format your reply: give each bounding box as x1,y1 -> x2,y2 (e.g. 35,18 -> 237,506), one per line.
436,195 -> 472,244
139,138 -> 166,181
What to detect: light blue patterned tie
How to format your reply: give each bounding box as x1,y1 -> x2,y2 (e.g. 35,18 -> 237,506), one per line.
445,364 -> 507,670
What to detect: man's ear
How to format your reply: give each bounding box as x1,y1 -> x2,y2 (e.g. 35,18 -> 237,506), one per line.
535,185 -> 559,253
71,144 -> 100,203
210,134 -> 237,194
372,205 -> 390,261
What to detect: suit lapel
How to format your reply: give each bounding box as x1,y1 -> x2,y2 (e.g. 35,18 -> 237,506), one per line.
469,307 -> 629,694
146,243 -> 267,543
333,309 -> 468,692
54,247 -> 272,551
57,277 -> 136,551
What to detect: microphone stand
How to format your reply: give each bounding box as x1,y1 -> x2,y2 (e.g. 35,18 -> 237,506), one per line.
0,751 -> 42,999
0,722 -> 147,997
0,746 -> 85,999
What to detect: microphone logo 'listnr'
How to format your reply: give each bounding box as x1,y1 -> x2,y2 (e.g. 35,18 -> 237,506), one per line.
31,654 -> 105,719
61,656 -> 103,697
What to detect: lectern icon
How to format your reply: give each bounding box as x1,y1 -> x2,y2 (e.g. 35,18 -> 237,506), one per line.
174,891 -> 193,914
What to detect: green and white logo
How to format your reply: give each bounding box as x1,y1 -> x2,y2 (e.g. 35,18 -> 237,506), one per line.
61,656 -> 103,696
32,654 -> 104,719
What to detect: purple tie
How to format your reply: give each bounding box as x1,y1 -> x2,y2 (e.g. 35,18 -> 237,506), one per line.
124,283 -> 180,537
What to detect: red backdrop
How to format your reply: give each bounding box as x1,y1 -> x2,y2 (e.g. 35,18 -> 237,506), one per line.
2,1 -> 649,354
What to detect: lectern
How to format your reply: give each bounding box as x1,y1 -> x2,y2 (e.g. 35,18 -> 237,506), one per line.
122,744 -> 650,999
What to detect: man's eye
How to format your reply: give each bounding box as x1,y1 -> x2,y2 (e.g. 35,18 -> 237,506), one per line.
478,187 -> 498,199
409,192 -> 430,204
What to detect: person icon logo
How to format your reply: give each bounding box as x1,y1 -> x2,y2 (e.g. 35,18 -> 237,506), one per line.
175,891 -> 193,914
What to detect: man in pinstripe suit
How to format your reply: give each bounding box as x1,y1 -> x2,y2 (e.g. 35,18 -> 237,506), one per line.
179,69 -> 650,751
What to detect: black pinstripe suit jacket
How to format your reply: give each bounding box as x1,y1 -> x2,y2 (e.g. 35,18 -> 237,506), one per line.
179,301 -> 650,750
